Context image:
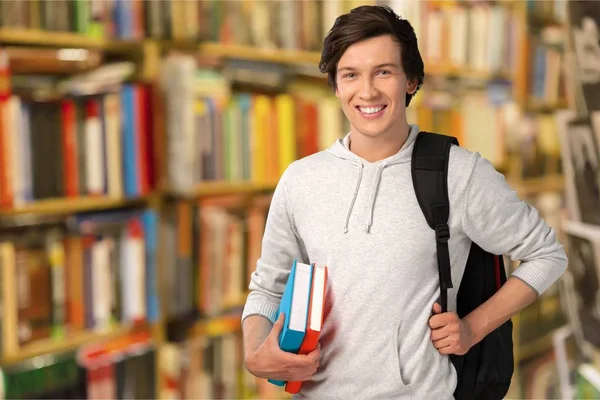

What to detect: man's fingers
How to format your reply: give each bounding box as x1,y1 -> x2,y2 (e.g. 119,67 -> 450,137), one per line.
432,302 -> 442,315
268,313 -> 285,343
279,349 -> 315,367
428,314 -> 449,329
430,327 -> 450,341
306,345 -> 321,364
432,336 -> 453,349
429,311 -> 460,330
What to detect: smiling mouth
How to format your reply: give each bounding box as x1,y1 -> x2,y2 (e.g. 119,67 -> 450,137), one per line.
356,105 -> 387,117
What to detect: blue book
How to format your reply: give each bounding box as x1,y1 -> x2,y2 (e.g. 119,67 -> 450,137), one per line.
269,260 -> 314,387
121,85 -> 139,197
142,210 -> 159,322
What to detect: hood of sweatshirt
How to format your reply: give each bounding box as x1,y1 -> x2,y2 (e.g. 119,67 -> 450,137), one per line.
326,124 -> 420,234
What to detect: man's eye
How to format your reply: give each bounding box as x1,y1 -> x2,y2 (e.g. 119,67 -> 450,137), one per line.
343,73 -> 355,78
378,70 -> 390,75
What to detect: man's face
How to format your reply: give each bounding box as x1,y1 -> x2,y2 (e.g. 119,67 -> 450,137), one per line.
335,34 -> 417,140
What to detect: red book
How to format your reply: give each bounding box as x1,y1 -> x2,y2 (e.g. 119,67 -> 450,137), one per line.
285,264 -> 328,394
61,99 -> 79,197
136,85 -> 149,194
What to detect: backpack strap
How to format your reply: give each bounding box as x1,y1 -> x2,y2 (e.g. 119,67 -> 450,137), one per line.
411,131 -> 459,313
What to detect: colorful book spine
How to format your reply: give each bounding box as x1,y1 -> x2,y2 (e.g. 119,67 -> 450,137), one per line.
268,260 -> 313,387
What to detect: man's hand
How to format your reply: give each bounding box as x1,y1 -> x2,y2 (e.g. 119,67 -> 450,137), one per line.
428,303 -> 476,356
245,313 -> 321,382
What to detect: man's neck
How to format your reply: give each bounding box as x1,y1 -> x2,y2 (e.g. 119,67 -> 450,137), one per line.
348,122 -> 411,163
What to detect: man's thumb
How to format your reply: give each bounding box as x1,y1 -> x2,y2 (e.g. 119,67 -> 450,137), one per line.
432,302 -> 442,315
269,313 -> 285,341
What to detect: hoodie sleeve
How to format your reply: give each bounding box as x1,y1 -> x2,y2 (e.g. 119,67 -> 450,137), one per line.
242,166 -> 309,324
461,154 -> 568,296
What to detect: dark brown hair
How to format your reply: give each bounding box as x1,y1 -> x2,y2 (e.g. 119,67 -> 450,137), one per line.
319,5 -> 425,107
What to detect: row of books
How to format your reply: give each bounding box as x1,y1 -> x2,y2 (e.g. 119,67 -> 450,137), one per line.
0,82 -> 155,208
160,53 -> 562,189
1,330 -> 156,399
508,111 -> 563,180
410,1 -> 522,75
0,208 -> 159,359
0,47 -> 569,207
409,86 -> 512,169
158,55 -> 346,192
160,333 -> 241,400
160,330 -> 292,400
205,0 -> 524,77
0,0 -> 175,42
528,36 -> 567,107
162,194 -> 270,321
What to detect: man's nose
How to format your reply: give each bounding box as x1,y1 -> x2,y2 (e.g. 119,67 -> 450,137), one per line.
359,77 -> 379,100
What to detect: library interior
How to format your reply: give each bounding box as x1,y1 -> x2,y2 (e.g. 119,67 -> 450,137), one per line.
0,0 -> 599,398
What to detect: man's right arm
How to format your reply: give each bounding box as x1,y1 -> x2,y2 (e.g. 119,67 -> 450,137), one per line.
243,315 -> 272,357
242,168 -> 308,324
242,167 -> 308,329
241,167 -> 320,380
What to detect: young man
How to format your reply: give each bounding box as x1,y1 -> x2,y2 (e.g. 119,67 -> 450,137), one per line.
242,5 -> 567,399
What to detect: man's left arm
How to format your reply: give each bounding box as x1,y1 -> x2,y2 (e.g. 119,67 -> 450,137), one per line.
430,154 -> 568,355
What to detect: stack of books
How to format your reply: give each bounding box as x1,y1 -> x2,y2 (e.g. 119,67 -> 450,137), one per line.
268,259 -> 328,394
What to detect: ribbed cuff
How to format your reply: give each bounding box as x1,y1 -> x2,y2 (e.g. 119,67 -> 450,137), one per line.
510,259 -> 566,296
241,299 -> 279,325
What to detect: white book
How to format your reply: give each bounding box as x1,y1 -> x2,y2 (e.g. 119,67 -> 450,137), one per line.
310,264 -> 328,332
103,93 -> 123,198
289,262 -> 312,332
85,107 -> 105,195
8,97 -> 23,206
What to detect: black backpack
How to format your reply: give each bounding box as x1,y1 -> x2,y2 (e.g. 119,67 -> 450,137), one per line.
411,131 -> 514,400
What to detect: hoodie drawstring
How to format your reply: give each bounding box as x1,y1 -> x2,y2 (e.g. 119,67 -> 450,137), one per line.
365,162 -> 386,232
343,161 -> 363,234
343,162 -> 388,233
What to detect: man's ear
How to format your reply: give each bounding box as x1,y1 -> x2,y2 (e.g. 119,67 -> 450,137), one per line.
406,78 -> 418,95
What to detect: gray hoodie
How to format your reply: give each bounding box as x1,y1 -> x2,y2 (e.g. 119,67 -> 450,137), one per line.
242,124 -> 567,399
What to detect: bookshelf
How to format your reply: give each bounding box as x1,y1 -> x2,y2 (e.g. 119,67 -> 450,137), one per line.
199,42 -> 321,66
193,314 -> 243,338
0,195 -> 153,217
0,182 -> 276,217
0,28 -> 142,52
512,175 -> 565,197
1,323 -> 149,366
0,0 -> 580,399
168,182 -> 278,198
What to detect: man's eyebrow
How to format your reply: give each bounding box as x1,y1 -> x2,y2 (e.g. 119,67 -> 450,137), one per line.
337,66 -> 356,73
373,63 -> 399,69
338,63 -> 399,72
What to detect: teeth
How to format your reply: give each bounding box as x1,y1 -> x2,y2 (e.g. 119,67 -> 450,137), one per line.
359,106 -> 383,114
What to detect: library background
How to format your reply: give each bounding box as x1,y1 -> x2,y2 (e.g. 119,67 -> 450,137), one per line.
0,0 -> 599,399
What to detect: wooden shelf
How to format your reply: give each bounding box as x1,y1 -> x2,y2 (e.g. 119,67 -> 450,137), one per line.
193,313 -> 242,338
199,42 -> 321,65
168,181 -> 277,198
524,100 -> 569,113
0,195 -> 151,217
0,28 -> 142,52
512,175 -> 565,196
200,42 -> 514,82
1,325 -> 136,366
425,64 -> 512,81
